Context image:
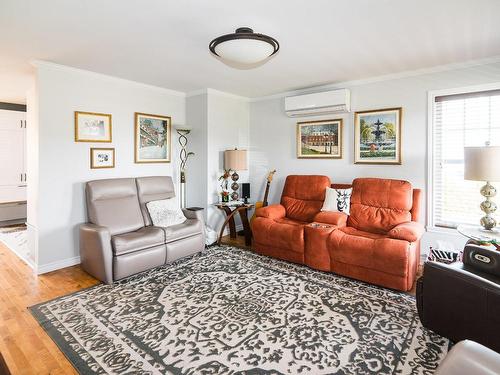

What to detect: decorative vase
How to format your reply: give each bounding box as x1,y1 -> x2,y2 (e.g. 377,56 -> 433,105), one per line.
221,193 -> 230,202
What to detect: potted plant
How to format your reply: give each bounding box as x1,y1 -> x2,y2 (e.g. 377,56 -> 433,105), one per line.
221,190 -> 230,203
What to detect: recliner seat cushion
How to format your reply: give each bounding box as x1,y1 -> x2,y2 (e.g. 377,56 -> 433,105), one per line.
329,228 -> 411,277
112,226 -> 165,255
162,219 -> 203,243
348,178 -> 413,234
252,216 -> 305,253
281,175 -> 331,222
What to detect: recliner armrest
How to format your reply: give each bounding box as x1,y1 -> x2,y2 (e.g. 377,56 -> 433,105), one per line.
387,221 -> 425,242
313,211 -> 348,227
182,208 -> 205,223
79,223 -> 113,284
256,204 -> 286,220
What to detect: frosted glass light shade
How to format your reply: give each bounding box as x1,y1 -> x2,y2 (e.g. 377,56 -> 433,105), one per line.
215,39 -> 275,65
464,146 -> 500,182
224,149 -> 247,170
209,28 -> 279,66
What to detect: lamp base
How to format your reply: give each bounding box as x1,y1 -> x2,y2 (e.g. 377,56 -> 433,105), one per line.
480,181 -> 497,231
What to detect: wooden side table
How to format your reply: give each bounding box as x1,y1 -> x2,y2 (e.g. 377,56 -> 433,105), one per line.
214,203 -> 254,246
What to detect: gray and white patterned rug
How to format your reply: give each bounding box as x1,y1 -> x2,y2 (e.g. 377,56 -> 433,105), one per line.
30,246 -> 449,374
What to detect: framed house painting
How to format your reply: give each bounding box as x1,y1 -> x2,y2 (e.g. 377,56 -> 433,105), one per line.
90,147 -> 115,169
75,111 -> 112,142
134,112 -> 171,163
354,107 -> 402,164
297,119 -> 343,159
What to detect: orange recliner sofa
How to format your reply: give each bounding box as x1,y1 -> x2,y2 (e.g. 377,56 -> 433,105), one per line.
328,178 -> 424,291
252,175 -> 424,292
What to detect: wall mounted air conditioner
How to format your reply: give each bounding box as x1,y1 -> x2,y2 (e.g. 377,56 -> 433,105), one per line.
284,89 -> 351,117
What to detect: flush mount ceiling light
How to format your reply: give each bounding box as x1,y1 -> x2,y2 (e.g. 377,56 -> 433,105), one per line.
209,27 -> 279,65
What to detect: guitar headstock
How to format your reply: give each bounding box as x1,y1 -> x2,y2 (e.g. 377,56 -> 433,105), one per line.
267,170 -> 276,183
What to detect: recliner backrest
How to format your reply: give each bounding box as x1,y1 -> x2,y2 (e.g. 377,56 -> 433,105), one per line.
86,178 -> 145,235
281,175 -> 331,222
348,178 -> 413,233
136,176 -> 176,226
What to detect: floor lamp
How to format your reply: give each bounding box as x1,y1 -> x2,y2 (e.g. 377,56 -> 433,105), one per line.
176,127 -> 194,209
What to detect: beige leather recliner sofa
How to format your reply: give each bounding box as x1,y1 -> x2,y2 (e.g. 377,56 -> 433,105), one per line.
79,176 -> 205,284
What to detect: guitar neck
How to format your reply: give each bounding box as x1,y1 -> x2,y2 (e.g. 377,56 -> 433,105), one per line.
262,181 -> 271,207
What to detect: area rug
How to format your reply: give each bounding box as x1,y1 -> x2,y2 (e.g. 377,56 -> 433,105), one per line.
0,225 -> 29,261
30,247 -> 449,374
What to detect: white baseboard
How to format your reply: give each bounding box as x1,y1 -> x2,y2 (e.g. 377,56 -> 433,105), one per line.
37,256 -> 81,275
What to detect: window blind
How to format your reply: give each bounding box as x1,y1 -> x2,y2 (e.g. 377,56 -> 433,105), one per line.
432,89 -> 500,228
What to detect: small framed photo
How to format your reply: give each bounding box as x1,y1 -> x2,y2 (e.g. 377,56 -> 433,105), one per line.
354,107 -> 402,164
134,112 -> 171,163
297,119 -> 343,158
90,148 -> 115,169
75,111 -> 112,142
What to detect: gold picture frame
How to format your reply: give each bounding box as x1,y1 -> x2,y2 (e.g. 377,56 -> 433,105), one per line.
297,119 -> 343,159
90,147 -> 115,169
134,112 -> 172,163
354,107 -> 402,165
75,111 -> 112,142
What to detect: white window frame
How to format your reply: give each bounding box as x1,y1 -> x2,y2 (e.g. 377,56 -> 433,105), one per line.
427,82 -> 500,233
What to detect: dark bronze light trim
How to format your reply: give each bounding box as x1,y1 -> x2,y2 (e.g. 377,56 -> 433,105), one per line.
209,27 -> 280,58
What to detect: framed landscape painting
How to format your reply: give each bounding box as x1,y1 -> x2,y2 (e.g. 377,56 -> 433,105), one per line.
297,119 -> 343,159
134,112 -> 171,163
75,111 -> 112,142
354,107 -> 402,164
90,147 -> 115,169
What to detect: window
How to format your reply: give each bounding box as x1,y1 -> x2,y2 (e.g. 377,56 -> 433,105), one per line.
431,87 -> 500,228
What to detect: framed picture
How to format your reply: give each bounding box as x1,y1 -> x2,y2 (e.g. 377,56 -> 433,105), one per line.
354,107 -> 402,164
134,112 -> 171,163
75,111 -> 112,142
90,148 -> 115,169
297,119 -> 343,158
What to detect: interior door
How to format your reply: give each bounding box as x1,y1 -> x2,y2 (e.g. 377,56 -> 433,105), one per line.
0,128 -> 24,186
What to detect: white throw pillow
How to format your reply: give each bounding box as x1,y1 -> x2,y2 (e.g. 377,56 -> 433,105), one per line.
146,198 -> 186,227
321,187 -> 352,215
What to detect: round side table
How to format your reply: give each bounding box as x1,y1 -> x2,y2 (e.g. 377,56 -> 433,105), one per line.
457,224 -> 500,250
214,203 -> 254,246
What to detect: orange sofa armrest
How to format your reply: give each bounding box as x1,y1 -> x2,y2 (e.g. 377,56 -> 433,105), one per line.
388,221 -> 425,242
313,211 -> 348,227
256,204 -> 286,220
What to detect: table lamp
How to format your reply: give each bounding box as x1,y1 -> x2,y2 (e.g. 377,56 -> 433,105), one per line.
224,148 -> 247,200
464,145 -> 500,230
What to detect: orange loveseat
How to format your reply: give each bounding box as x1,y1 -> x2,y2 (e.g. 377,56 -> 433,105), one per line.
252,175 -> 424,291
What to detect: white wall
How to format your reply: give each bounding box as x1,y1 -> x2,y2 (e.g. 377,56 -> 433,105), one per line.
249,61 -> 500,254
185,90 -> 250,231
32,62 -> 185,272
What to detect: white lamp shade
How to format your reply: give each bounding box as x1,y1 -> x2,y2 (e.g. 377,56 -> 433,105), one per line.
464,146 -> 500,182
215,39 -> 274,65
224,149 -> 247,170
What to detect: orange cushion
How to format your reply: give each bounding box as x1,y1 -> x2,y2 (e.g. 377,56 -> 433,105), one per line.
348,178 -> 413,233
329,228 -> 412,277
252,216 -> 305,253
281,175 -> 331,222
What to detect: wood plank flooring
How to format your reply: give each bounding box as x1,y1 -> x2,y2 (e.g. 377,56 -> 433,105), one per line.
0,241 -> 98,374
0,234 -> 420,374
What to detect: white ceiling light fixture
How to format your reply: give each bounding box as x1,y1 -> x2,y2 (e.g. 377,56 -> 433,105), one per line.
209,27 -> 279,66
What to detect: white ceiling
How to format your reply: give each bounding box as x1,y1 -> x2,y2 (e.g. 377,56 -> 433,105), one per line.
1,0 -> 500,103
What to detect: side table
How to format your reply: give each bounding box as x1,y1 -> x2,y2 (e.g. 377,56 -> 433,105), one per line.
214,203 -> 254,246
457,224 -> 500,250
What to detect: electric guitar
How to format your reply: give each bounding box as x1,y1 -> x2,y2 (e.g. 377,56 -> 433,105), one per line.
250,170 -> 276,225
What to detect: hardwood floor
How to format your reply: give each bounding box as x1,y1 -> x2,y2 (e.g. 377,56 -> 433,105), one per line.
0,242 -> 98,374
0,233 -> 420,374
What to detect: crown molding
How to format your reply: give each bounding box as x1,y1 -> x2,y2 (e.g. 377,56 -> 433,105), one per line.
249,54 -> 500,102
31,60 -> 186,97
187,88 -> 249,101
